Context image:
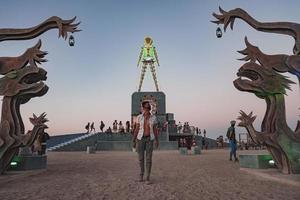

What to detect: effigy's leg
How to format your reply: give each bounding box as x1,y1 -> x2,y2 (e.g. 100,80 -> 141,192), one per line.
138,64 -> 147,92
150,64 -> 159,92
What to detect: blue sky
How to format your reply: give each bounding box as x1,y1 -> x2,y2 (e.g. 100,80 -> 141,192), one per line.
0,0 -> 299,139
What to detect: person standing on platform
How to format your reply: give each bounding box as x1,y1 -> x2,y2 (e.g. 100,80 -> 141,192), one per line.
177,121 -> 182,134
38,131 -> 50,155
85,122 -> 90,134
132,101 -> 159,184
202,137 -> 205,150
227,120 -> 239,162
100,121 -> 105,132
126,121 -> 130,133
90,122 -> 96,133
113,120 -> 118,133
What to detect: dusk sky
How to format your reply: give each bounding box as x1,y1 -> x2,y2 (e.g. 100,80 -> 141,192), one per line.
0,0 -> 299,139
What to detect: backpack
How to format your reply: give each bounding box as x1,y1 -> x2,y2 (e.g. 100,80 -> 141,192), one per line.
226,127 -> 234,139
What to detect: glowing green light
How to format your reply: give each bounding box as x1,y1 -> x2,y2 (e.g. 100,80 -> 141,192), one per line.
10,161 -> 18,166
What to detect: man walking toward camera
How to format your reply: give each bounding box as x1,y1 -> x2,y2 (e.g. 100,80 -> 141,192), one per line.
132,101 -> 159,184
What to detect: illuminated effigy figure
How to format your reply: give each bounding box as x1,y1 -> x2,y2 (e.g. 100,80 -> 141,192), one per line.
137,36 -> 160,92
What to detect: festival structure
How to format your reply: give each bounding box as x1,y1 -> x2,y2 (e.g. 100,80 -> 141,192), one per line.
47,36 -> 216,152
0,16 -> 80,174
212,7 -> 300,174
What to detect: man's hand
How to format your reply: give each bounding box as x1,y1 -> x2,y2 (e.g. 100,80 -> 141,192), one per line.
154,140 -> 159,149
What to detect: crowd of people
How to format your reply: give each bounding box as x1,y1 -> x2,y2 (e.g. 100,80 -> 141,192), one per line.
84,120 -> 131,134
176,121 -> 206,136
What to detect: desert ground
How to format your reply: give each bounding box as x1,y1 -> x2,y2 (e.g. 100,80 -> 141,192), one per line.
0,149 -> 299,200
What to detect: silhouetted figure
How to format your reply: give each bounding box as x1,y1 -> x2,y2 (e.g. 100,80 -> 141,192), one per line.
106,126 -> 112,134
186,122 -> 191,133
183,138 -> 187,148
202,137 -> 205,150
90,122 -> 96,133
179,138 -> 184,147
113,120 -> 118,133
119,121 -> 125,133
85,122 -> 90,134
177,122 -> 182,134
38,131 -> 50,155
126,121 -> 130,133
183,122 -> 187,133
100,121 -> 105,132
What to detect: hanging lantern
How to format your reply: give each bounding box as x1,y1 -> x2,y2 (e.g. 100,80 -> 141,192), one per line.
216,27 -> 222,38
69,35 -> 75,46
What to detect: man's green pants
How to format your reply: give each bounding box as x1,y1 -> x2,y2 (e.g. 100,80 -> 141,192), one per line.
137,136 -> 153,178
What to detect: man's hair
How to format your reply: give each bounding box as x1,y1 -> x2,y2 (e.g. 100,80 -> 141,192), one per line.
142,101 -> 151,110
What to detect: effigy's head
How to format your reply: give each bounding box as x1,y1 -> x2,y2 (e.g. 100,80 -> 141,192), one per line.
234,62 -> 294,99
0,66 -> 48,103
144,36 -> 153,48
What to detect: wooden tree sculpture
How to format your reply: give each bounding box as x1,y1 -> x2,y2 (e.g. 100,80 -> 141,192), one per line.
0,17 -> 80,174
212,7 -> 300,174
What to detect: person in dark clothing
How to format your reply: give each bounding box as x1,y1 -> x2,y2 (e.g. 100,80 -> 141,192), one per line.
90,122 -> 96,133
126,121 -> 130,133
202,137 -> 205,150
106,126 -> 112,134
100,121 -> 105,132
38,131 -> 50,155
85,122 -> 90,134
227,120 -> 238,161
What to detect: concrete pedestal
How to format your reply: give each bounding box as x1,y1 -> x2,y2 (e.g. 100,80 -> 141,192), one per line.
179,147 -> 188,155
191,146 -> 201,155
239,153 -> 273,169
9,155 -> 47,171
86,146 -> 96,154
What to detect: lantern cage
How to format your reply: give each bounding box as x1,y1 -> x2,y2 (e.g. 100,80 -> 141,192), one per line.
216,27 -> 222,38
69,35 -> 75,46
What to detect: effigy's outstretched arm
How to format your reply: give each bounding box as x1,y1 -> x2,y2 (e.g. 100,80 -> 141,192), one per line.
0,16 -> 80,42
154,47 -> 160,66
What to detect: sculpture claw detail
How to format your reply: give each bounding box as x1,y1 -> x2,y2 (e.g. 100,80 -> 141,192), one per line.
212,6 -> 235,31
53,16 -> 81,40
237,110 -> 256,127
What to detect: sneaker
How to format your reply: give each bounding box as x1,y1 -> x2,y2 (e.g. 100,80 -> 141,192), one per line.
145,180 -> 152,185
229,158 -> 232,161
145,178 -> 152,185
235,158 -> 239,162
137,175 -> 144,182
145,176 -> 152,184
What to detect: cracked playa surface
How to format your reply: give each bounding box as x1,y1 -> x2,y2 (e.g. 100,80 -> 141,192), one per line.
0,149 -> 299,200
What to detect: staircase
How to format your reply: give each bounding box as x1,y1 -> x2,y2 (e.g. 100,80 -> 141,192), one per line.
47,132 -> 97,151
